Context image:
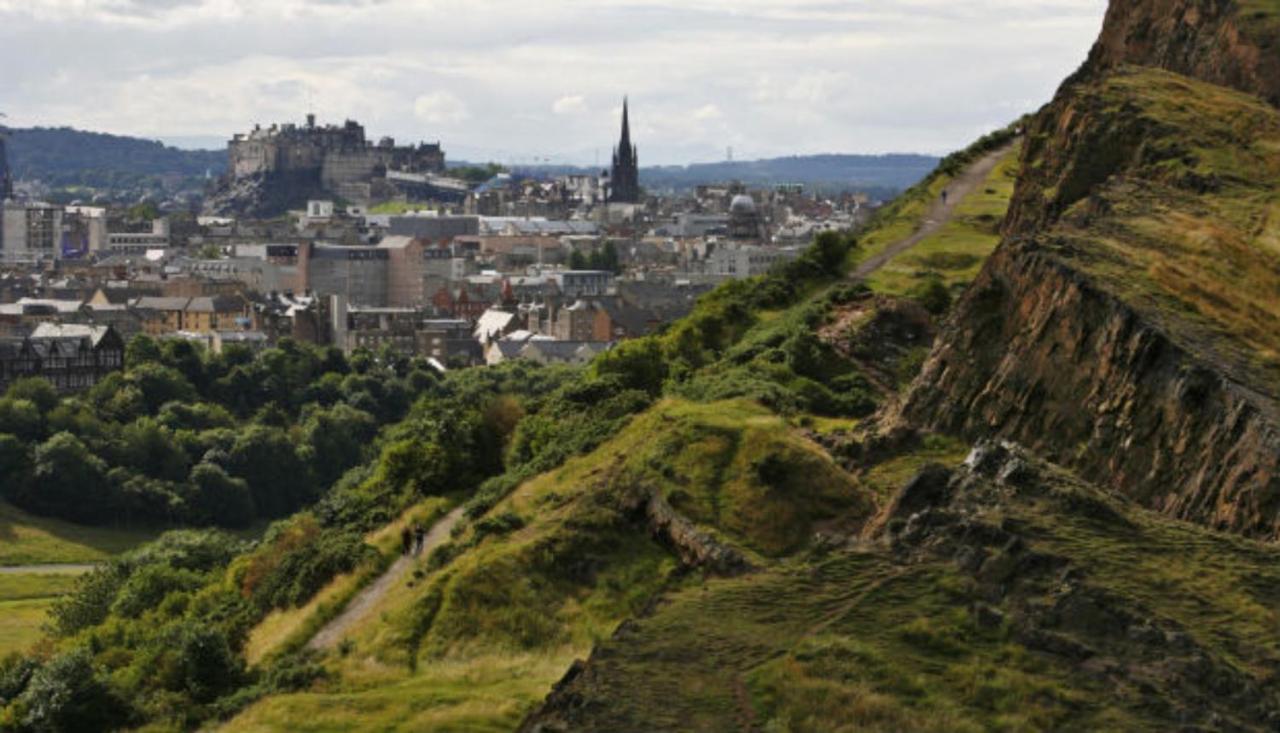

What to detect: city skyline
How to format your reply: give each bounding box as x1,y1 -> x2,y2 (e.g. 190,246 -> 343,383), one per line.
1,1 -> 1107,164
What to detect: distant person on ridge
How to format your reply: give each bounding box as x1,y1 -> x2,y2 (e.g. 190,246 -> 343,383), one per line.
413,522 -> 426,556
942,189 -> 949,205
401,526 -> 412,556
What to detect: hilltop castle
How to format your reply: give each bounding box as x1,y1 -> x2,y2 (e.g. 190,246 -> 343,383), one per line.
211,114 -> 447,215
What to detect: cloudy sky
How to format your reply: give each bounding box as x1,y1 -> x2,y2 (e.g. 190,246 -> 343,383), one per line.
0,0 -> 1107,165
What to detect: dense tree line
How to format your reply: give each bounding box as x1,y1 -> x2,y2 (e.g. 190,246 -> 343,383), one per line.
0,336 -> 435,529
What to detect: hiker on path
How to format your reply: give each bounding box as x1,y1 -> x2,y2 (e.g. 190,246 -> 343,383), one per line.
413,522 -> 426,556
400,526 -> 412,556
941,189 -> 949,205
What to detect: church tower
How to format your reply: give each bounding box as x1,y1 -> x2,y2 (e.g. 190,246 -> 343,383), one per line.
610,98 -> 640,203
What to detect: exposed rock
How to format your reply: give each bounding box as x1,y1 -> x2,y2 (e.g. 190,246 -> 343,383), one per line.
1083,0 -> 1280,108
618,486 -> 756,577
896,241 -> 1280,540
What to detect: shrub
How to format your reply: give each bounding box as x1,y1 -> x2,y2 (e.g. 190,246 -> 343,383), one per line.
15,648 -> 131,732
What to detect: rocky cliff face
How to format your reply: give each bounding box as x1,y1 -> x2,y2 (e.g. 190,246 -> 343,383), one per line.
1082,0 -> 1280,106
896,0 -> 1280,539
898,241 -> 1280,539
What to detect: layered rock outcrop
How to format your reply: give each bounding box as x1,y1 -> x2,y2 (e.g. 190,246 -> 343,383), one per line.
1082,0 -> 1280,106
895,0 -> 1280,540
898,242 -> 1280,538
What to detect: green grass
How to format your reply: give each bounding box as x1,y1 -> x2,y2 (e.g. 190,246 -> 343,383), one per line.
0,501 -> 159,566
0,571 -> 89,657
221,399 -> 877,732
523,550 -> 1134,732
0,572 -> 81,602
244,498 -> 453,666
868,143 -> 1021,296
859,434 -> 969,502
0,599 -> 55,657
1030,67 -> 1280,399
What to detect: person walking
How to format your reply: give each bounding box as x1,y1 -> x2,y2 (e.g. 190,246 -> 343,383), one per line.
400,526 -> 413,556
413,522 -> 427,556
941,189 -> 949,205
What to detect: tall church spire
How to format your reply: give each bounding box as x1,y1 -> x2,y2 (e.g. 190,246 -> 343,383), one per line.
610,97 -> 640,204
620,97 -> 631,151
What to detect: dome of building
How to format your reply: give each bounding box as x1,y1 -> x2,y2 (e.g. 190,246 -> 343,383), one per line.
729,194 -> 757,215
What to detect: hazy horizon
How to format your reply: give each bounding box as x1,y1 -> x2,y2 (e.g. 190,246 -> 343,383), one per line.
1,1 -> 1107,166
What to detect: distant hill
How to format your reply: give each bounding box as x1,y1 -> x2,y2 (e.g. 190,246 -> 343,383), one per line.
643,153 -> 939,193
485,153 -> 941,196
5,126 -> 226,187
6,126 -> 934,197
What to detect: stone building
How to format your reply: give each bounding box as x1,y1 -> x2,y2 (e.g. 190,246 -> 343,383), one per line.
1,201 -> 63,262
225,115 -> 446,204
307,244 -> 390,306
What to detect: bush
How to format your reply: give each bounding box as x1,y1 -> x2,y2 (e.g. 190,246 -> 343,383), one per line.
910,278 -> 952,316
187,463 -> 255,528
110,564 -> 205,618
14,648 -> 131,732
47,566 -> 127,637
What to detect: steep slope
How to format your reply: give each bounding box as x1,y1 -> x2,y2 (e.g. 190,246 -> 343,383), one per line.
1081,0 -> 1280,106
222,400 -> 878,731
900,52 -> 1280,539
522,443 -> 1280,732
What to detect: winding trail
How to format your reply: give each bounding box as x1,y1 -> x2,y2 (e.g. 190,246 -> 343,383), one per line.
850,142 -> 1017,281
307,506 -> 465,652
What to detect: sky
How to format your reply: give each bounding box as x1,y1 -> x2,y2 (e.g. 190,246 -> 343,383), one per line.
0,0 -> 1108,165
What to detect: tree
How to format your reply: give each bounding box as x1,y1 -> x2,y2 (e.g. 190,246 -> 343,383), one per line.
24,433 -> 111,522
592,338 -> 668,395
301,404 -> 377,489
126,333 -> 162,367
187,463 -> 255,528
128,362 -> 197,414
569,250 -> 589,270
16,648 -> 130,732
600,240 -> 621,274
5,377 -> 59,413
0,398 -> 43,442
0,433 -> 32,501
118,418 -> 190,482
227,426 -> 314,519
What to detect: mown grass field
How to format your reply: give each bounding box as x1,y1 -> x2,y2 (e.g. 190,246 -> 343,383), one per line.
0,572 -> 85,657
0,501 -> 164,657
0,501 -> 158,566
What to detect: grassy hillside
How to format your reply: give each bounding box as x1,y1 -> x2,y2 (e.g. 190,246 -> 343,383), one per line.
1025,67 -> 1280,397
866,143 -> 1021,295
224,399 -> 875,731
0,502 -> 158,566
524,444 -> 1280,731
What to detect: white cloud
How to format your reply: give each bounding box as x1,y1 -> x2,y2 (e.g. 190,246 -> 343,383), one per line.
552,95 -> 587,116
413,91 -> 470,126
0,0 -> 1109,163
692,104 -> 721,121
